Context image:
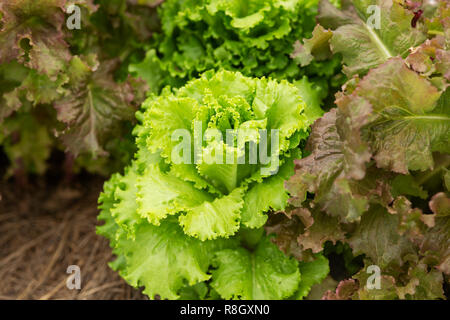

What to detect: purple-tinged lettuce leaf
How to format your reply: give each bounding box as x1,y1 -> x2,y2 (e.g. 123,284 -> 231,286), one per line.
0,0 -> 70,79
55,58 -> 138,156
265,210 -> 313,261
4,69 -> 69,110
420,193 -> 450,275
405,36 -> 449,80
340,58 -> 448,174
317,0 -> 427,77
390,196 -> 435,242
285,106 -> 371,209
266,206 -> 346,254
322,279 -> 358,300
297,207 -> 346,253
351,266 -> 399,300
348,205 -> 416,273
352,260 -> 445,300
275,0 -> 449,301
285,99 -> 396,223
402,262 -> 445,299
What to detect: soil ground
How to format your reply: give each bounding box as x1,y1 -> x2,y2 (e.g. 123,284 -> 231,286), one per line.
0,174 -> 146,300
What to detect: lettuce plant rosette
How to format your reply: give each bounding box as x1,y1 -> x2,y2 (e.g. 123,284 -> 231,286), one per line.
97,70 -> 329,300
267,0 -> 450,300
0,0 -> 158,178
130,0 -> 341,93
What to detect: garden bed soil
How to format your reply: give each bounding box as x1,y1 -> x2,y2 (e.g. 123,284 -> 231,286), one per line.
0,175 -> 146,300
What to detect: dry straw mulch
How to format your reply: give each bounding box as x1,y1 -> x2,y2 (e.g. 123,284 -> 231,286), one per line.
0,176 -> 146,300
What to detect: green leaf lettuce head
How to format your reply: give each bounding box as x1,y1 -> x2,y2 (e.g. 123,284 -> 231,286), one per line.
129,0 -> 340,93
97,70 -> 328,299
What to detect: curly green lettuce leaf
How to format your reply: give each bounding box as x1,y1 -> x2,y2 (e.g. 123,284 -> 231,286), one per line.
130,0 -> 324,93
136,164 -> 213,226
97,173 -> 235,300
98,175 -> 323,301
99,202 -> 236,300
98,70 -> 323,300
241,153 -> 298,228
127,70 -> 319,240
179,187 -> 245,240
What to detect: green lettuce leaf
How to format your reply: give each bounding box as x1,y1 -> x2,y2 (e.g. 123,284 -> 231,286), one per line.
130,0 -> 327,93
211,236 -> 301,300
116,218 -> 234,300
294,254 -> 330,299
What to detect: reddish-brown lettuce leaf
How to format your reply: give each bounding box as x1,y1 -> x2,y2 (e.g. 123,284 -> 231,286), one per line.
322,279 -> 358,300
0,0 -> 70,78
55,58 -> 139,156
273,0 -> 450,300
348,205 -> 416,272
420,193 -> 450,275
317,0 -> 427,77
338,58 -> 448,174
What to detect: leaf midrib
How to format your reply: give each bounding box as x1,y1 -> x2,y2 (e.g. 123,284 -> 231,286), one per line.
363,22 -> 393,61
373,114 -> 450,125
353,4 -> 393,61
